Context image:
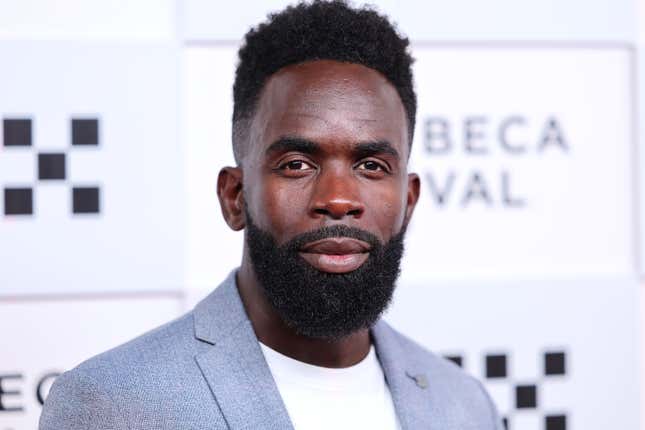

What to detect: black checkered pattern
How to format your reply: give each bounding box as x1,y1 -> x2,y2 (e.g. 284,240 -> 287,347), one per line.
2,116 -> 101,216
3,118 -> 32,146
443,350 -> 568,430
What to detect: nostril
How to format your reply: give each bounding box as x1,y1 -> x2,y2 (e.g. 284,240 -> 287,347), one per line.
310,200 -> 363,219
312,205 -> 363,218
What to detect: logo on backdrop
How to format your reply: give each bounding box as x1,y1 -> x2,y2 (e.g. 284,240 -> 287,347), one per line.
423,115 -> 569,209
2,117 -> 101,216
444,349 -> 568,430
0,371 -> 61,413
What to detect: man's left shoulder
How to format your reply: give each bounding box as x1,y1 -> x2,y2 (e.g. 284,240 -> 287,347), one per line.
375,321 -> 504,429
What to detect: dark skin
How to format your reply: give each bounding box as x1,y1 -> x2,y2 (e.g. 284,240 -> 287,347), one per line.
217,60 -> 420,368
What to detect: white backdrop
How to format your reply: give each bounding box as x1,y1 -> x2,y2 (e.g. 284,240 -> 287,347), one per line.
0,0 -> 642,429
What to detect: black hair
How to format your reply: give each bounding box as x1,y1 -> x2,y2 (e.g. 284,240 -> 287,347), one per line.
232,0 -> 416,163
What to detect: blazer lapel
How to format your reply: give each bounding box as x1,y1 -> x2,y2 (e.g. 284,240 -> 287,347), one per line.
372,320 -> 445,430
193,271 -> 294,430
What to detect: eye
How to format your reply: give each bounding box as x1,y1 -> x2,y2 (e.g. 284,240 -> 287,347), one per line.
278,159 -> 314,171
357,160 -> 386,172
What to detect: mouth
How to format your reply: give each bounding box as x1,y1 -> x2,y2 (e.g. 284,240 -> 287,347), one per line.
299,237 -> 371,274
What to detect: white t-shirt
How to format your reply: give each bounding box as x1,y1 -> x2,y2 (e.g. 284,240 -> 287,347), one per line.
259,342 -> 401,430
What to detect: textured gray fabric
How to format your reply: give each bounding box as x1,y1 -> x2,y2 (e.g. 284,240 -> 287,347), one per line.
39,270 -> 504,429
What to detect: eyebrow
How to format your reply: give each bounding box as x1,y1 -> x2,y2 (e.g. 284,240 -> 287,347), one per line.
354,140 -> 400,160
265,137 -> 320,156
265,136 -> 400,160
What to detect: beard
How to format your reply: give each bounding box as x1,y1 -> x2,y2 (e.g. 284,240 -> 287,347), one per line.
244,209 -> 406,340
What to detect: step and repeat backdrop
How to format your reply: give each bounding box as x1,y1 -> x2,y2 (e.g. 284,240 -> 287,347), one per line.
1,0 -> 642,429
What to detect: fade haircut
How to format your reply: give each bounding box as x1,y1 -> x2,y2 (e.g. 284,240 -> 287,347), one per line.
232,0 -> 416,164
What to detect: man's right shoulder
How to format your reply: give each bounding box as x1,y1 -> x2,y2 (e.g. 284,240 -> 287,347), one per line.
38,311 -> 221,429
63,311 -> 198,381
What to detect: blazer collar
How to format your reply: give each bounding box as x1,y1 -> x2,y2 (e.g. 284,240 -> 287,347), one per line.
193,270 -> 294,430
372,319 -> 438,429
193,270 -> 436,430
193,269 -> 247,345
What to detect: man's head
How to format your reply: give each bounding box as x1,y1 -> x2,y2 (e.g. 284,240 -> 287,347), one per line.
217,0 -> 420,340
232,0 -> 417,164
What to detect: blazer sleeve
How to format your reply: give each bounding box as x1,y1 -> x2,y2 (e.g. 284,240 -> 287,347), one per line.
39,369 -> 128,430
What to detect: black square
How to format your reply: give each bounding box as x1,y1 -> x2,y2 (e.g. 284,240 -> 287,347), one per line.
485,354 -> 507,378
545,414 -> 566,430
71,118 -> 99,146
444,355 -> 463,368
4,188 -> 33,215
545,352 -> 566,376
38,153 -> 66,180
72,187 -> 100,214
3,118 -> 32,146
515,384 -> 537,409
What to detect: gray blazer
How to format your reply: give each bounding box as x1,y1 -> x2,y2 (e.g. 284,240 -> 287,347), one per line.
40,270 -> 503,429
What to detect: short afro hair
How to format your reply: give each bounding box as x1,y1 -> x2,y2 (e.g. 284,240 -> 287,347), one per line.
232,0 -> 416,164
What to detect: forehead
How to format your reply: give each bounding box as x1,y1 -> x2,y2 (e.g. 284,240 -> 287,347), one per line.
249,60 -> 408,157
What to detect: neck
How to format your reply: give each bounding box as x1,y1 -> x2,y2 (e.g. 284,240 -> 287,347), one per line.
236,255 -> 371,368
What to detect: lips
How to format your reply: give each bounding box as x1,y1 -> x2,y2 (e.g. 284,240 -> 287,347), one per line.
299,237 -> 371,273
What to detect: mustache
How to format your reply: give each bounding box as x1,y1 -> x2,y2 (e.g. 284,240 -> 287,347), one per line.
281,225 -> 382,253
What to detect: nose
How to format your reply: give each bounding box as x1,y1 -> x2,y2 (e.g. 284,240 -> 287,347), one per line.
309,168 -> 365,220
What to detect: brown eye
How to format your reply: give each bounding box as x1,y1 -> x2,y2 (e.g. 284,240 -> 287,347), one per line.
358,160 -> 384,171
280,160 -> 313,170
288,161 -> 303,170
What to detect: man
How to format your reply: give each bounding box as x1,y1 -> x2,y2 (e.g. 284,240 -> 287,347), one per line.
40,1 -> 503,429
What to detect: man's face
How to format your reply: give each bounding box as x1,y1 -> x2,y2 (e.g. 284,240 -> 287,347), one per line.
243,59 -> 417,249
222,60 -> 420,339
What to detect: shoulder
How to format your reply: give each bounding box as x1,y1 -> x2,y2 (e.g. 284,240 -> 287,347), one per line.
39,362 -> 128,429
39,312 -> 205,429
40,273 -> 247,429
375,321 -> 504,429
72,312 -> 197,381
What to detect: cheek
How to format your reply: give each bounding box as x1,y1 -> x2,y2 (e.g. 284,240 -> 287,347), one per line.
362,178 -> 408,237
253,179 -> 309,237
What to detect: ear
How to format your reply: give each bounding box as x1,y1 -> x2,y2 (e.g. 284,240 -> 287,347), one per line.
403,173 -> 420,227
217,167 -> 245,231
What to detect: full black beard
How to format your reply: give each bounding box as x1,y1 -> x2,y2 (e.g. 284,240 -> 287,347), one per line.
245,210 -> 406,340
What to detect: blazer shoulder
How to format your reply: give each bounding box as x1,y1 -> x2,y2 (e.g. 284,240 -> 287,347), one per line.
376,321 -> 504,429
40,312 -> 201,427
39,364 -> 129,429
74,311 -> 197,376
